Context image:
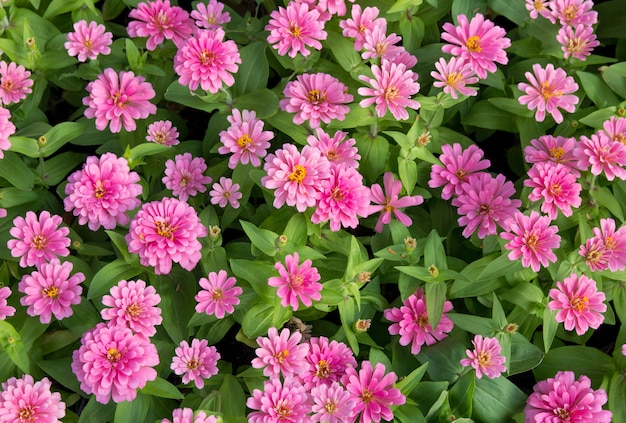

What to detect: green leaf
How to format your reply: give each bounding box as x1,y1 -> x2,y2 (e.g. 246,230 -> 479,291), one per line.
396,362 -> 428,396
0,151 -> 35,190
543,307 -> 558,352
241,301 -> 290,338
0,187 -> 40,208
43,0 -> 85,18
473,376 -> 527,423
613,282 -> 626,322
8,136 -> 39,158
487,98 -> 534,117
500,282 -> 545,314
127,143 -> 170,166
577,71 -> 620,108
509,333 -> 544,375
38,358 -> 81,393
323,30 -> 362,73
448,314 -> 498,335
114,393 -> 150,423
424,229 -> 447,270
399,14 -> 425,51
240,220 -> 278,257
451,0 -> 488,22
38,50 -> 77,70
87,259 -> 143,300
233,42 -> 269,96
388,0 -> 424,14
338,296 -> 359,354
141,378 -> 184,399
425,280 -> 447,329
77,397 -> 115,423
609,372 -> 626,423
579,107 -> 617,129
476,253 -> 526,282
354,134 -> 389,183
488,0 -> 530,25
230,259 -> 275,299
449,371 -> 474,418
38,152 -> 85,186
462,101 -> 518,132
417,335 -> 465,382
398,157 -> 417,195
220,374 -> 247,417
233,89 -> 279,119
534,346 -> 616,386
602,63 -> 626,100
164,81 -> 226,114
0,321 -> 29,373
590,186 -> 625,221
40,122 -> 86,157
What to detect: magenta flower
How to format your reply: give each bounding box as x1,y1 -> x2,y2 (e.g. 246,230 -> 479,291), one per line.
517,63 -> 579,124
147,120 -> 179,146
127,0 -> 195,50
339,5 -> 384,50
195,270 -> 242,319
307,128 -> 360,170
7,211 -> 70,268
0,61 -> 33,105
191,0 -> 230,29
431,56 -> 479,99
525,0 -> 555,21
557,24 -> 599,61
72,323 -> 159,404
361,22 -> 403,61
268,252 -> 322,311
593,218 -> 626,271
358,58 -> 420,120
101,279 -> 162,337
126,197 -> 208,275
600,115 -> 626,144
174,28 -> 241,93
548,273 -> 606,336
429,143 -> 491,200
162,153 -> 212,203
251,327 -> 310,378
460,335 -> 507,379
524,135 -> 582,176
162,408 -> 217,423
64,153 -> 143,231
280,72 -> 353,128
171,338 -> 220,389
0,286 -> 14,320
525,371 -> 611,423
0,375 -> 65,423
0,106 -> 15,159
262,143 -> 331,212
218,108 -> 274,169
622,344 -> 626,356
18,259 -> 84,324
247,377 -> 310,423
311,382 -> 356,423
452,172 -> 522,239
266,2 -> 327,58
501,211 -> 561,272
317,0 -> 354,17
441,14 -> 511,79
368,172 -> 424,233
383,287 -> 454,355
576,131 -> 626,181
525,162 -> 582,220
83,68 -> 157,133
579,236 -> 611,272
303,336 -> 357,389
65,20 -> 112,62
209,177 -> 242,208
550,0 -> 598,26
341,360 -> 406,423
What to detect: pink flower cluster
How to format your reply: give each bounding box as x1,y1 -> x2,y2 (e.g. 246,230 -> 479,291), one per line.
195,270 -> 243,319
162,153 -> 212,202
268,252 -> 322,311
101,279 -> 162,337
460,335 -> 507,379
0,106 -> 15,159
162,408 -> 218,423
218,108 -> 274,169
579,218 -> 626,272
0,374 -> 66,422
65,20 -> 112,62
171,338 -> 220,389
265,2 -> 327,58
127,0 -> 195,50
0,61 -> 33,105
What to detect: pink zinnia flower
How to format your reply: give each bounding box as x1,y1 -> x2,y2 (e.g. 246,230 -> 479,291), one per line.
0,61 -> 33,105
384,287 -> 454,355
72,323 -> 159,404
622,344 -> 626,356
171,338 -> 220,389
65,20 -> 113,62
0,375 -> 65,423
195,270 -> 242,319
162,153 -> 212,203
341,360 -> 406,423
18,259 -> 84,324
262,143 -> 331,212
517,63 -> 579,124
303,336 -> 357,389
548,273 -> 606,336
429,143 -> 491,200
280,73 -> 353,129
593,218 -> 626,271
0,106 -> 15,159
557,24 -> 599,61
191,0 -> 230,29
501,211 -> 561,272
550,0 -> 598,26
576,131 -> 626,180
317,0 -> 355,17
64,152 -> 142,231
368,172 -> 424,233
127,0 -> 195,50
600,115 -> 626,144
460,335 -> 507,379
218,108 -> 274,169
247,377 -> 311,423
525,371 -> 612,423
525,162 -> 582,220
209,177 -> 242,208
251,327 -> 310,378
173,28 -> 241,93
126,197 -> 208,275
361,22 -> 403,60
268,252 -> 322,311
307,128 -> 360,170
162,408 -> 217,423
339,5 -> 384,50
311,382 -> 356,423
147,120 -> 179,146
524,135 -> 582,176
101,279 -> 162,337
7,211 -> 70,268
579,236 -> 611,272
0,287 -> 15,320
525,0 -> 555,22
441,14 -> 511,79
431,56 -> 479,99
265,2 -> 327,58
83,68 -> 157,133
452,172 -> 522,239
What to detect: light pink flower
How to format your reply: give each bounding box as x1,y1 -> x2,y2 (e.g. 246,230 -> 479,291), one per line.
341,360 -> 406,423
72,323 -> 159,404
126,197 -> 208,275
524,135 -> 582,176
307,128 -> 360,170
162,153 -> 212,203
218,108 -> 273,169
0,61 -> 33,105
247,377 -> 311,423
251,327 -> 310,378
525,371 -> 612,423
525,0 -> 555,22
452,172 -> 521,239
147,120 -> 179,146
171,338 -> 220,389
209,177 -> 242,208
266,2 -> 327,58
501,211 -> 561,272
525,162 -> 582,220
65,20 -> 113,62
303,336 -> 357,389
517,63 -> 579,124
548,273 -> 606,335
195,270 -> 242,319
600,115 -> 626,144
317,0 -> 354,17
191,0 -> 230,29
622,344 -> 626,356
174,28 -> 241,93
0,106 -> 15,159
358,58 -> 420,120
311,382 -> 356,423
280,72 -> 353,128
460,335 -> 507,379
579,236 -> 611,272
0,375 -> 65,423
593,218 -> 626,271
557,24 -> 599,61
162,408 -> 217,423
384,287 -> 454,355
101,279 -> 162,337
64,153 -> 142,231
576,131 -> 626,180
0,287 -> 14,320
268,252 -> 322,310
127,0 -> 195,50
429,143 -> 491,200
339,5 -> 384,50
18,259 -> 83,324
368,172 -> 424,233
550,0 -> 598,26
83,68 -> 157,133
431,56 -> 479,99
361,22 -> 403,61
7,211 -> 70,268
441,13 -> 511,79
389,48 -> 419,70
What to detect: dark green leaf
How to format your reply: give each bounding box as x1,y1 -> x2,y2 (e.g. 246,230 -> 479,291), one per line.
425,280 -> 447,329
233,89 -> 279,119
462,101 -> 518,132
534,346 -> 616,387
323,30 -> 362,73
241,301 -> 290,338
230,259 -> 275,299
0,151 -> 35,190
240,220 -> 278,257
114,393 -> 150,423
141,378 -> 184,399
473,376 -> 527,423
577,71 -> 620,108
87,260 -> 143,300
233,42 -> 269,96
0,320 -> 29,373
220,374 -> 247,417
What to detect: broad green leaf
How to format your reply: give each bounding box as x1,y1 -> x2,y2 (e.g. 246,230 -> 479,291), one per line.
153,270 -> 196,343
38,152 -> 85,186
473,376 -> 527,423
602,63 -> 626,100
509,333 -> 544,375
197,315 -> 236,345
220,374 -> 247,417
425,280 -> 447,329
596,0 -> 626,39
612,282 -> 626,322
38,358 -> 82,393
164,81 -> 227,113
323,30 -> 362,73
388,0 -> 424,14
0,321 -> 29,373
43,0 -> 84,18
609,372 -> 626,423
233,42 -> 268,96
451,0 -> 488,22
141,378 -> 184,399
0,151 -> 34,190
394,405 -> 426,423
9,136 -> 39,157
417,336 -> 466,382
579,107 -> 617,129
232,89 -> 279,119
0,187 -> 40,208
535,346 -> 616,387
476,253 -> 526,282
369,348 -> 392,369
396,362 -> 428,396
354,134 -> 389,183
240,220 -> 278,257
114,393 -> 150,423
338,296 -> 359,354
399,14 -> 425,50
77,397 -> 116,423
491,293 -> 507,328
40,122 -> 86,157
424,229 -> 447,270
500,282 -> 545,314
87,259 -> 144,300
590,186 -> 625,221
543,307 -> 558,352
230,259 -> 275,299
61,299 -> 101,336
38,50 -> 77,70
577,71 -> 620,108
449,371 -> 474,418
127,143 -> 170,166
462,101 -> 518,132
398,157 -> 417,195
487,97 -> 534,117
489,0 -> 530,25
242,301 -> 291,338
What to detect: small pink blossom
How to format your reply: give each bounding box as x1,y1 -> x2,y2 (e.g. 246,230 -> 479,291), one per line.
7,211 -> 70,268
339,5 -> 384,50
303,336 -> 357,389
557,24 -> 599,61
550,0 -> 598,26
429,143 -> 491,200
431,56 -> 479,99
247,377 -> 311,423
191,0 -> 230,29
576,131 -> 626,181
101,279 -> 162,337
171,338 -> 220,389
460,335 -> 507,379
579,236 -> 611,272
549,273 -> 606,335
307,128 -> 360,170
368,172 -> 424,233
0,286 -> 15,320
524,135 -> 582,176
0,61 -> 33,105
127,0 -> 195,50
525,0 -> 555,22
218,109 -> 274,169
251,327 -> 310,378
622,344 -> 626,356
593,218 -> 626,271
162,408 -> 217,423
268,252 -> 322,310
0,375 -> 65,423
65,20 -> 113,62
195,270 -> 242,319
0,106 -> 15,159
525,162 -> 582,220
600,115 -> 626,144
209,177 -> 242,208
162,153 -> 212,203
266,2 -> 327,58
361,22 -> 403,61
317,0 -> 355,17
311,382 -> 356,423
147,120 -> 179,146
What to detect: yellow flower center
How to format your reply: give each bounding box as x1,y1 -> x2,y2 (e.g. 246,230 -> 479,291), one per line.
307,89 -> 326,104
384,86 -> 399,101
540,81 -> 563,101
155,220 -> 175,240
106,347 -> 122,363
94,180 -> 106,199
288,165 -> 306,183
361,388 -> 374,403
549,146 -> 566,160
585,248 -> 603,264
570,296 -> 589,312
330,187 -> 344,201
111,91 -> 126,109
548,183 -> 562,197
237,134 -> 252,148
605,236 -> 616,250
126,303 -> 141,318
526,234 -> 539,251
289,23 -> 301,38
446,71 -> 463,86
314,359 -> 331,378
477,350 -> 492,367
324,400 -> 337,413
41,286 -> 59,299
563,6 -> 577,22
466,35 -> 482,52
276,349 -> 289,364
18,407 -> 35,421
555,407 -> 570,419
211,289 -> 224,301
416,315 -> 429,328
187,359 -> 199,370
199,50 -> 215,66
31,235 -> 47,250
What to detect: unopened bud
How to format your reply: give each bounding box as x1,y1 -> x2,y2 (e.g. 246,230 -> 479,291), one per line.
355,319 -> 371,333
354,271 -> 371,284
428,264 -> 439,277
72,240 -> 81,249
618,108 -> 626,117
404,237 -> 416,253
38,136 -> 46,146
503,322 -> 519,334
208,225 -> 221,241
26,37 -> 36,49
275,234 -> 288,249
